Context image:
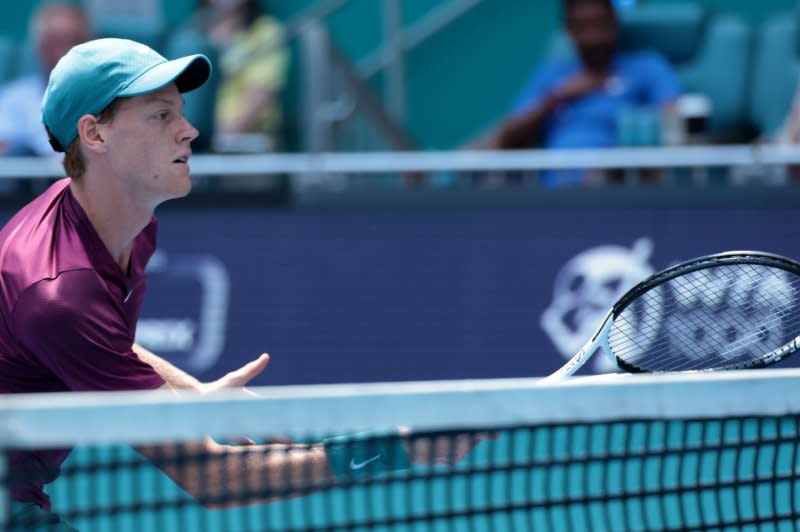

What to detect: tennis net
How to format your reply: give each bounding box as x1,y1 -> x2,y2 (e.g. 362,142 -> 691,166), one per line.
2,369 -> 800,531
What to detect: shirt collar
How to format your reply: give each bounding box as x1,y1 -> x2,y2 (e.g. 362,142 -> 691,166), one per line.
62,184 -> 139,290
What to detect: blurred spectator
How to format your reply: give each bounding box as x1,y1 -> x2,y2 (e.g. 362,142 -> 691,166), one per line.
777,85 -> 800,145
489,0 -> 680,186
773,83 -> 800,183
195,0 -> 288,148
0,2 -> 91,156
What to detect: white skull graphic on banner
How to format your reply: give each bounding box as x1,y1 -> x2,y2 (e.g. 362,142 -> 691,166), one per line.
541,238 -> 657,373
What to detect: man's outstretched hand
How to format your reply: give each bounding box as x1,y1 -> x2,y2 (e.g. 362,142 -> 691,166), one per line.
202,353 -> 270,392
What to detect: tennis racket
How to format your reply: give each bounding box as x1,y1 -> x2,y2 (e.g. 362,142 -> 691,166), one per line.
540,251 -> 800,383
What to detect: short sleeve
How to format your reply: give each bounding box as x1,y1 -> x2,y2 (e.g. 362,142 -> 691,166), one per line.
240,20 -> 289,89
11,270 -> 165,391
222,17 -> 289,90
641,52 -> 681,106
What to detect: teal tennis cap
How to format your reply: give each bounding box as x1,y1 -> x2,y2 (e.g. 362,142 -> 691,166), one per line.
41,38 -> 212,152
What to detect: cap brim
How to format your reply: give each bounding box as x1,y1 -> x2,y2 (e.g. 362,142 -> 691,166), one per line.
118,54 -> 211,97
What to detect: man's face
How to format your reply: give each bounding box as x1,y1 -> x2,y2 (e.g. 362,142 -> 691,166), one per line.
38,9 -> 90,73
98,84 -> 199,208
565,2 -> 618,71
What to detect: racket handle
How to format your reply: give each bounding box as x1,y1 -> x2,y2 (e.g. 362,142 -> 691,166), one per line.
539,341 -> 596,384
539,315 -> 614,384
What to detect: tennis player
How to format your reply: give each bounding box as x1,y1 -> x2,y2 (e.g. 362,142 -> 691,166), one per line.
0,38 -> 478,530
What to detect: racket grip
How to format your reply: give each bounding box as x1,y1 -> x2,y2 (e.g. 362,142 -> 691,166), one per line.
540,312 -> 615,383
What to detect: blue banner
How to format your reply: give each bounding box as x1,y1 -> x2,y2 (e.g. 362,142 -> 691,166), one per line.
125,205 -> 800,385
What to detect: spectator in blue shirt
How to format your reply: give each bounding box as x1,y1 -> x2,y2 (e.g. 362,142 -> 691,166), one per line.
490,0 -> 680,185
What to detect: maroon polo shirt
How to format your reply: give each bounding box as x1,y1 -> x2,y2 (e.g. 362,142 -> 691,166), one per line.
0,178 -> 165,509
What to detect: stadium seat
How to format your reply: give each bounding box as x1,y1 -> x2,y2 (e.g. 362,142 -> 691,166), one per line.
163,29 -> 219,153
0,36 -> 18,84
546,3 -> 752,141
14,36 -> 41,78
749,10 -> 800,139
95,18 -> 165,53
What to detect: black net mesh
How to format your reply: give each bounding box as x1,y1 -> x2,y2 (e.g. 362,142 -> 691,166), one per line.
5,415 -> 800,531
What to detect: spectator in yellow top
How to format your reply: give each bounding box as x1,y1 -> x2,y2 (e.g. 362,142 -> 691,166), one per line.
199,0 -> 288,143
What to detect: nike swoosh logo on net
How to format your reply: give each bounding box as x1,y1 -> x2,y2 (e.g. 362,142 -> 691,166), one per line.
349,454 -> 382,470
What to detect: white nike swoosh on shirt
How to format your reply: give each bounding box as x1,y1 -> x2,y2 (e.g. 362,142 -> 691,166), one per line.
349,454 -> 382,470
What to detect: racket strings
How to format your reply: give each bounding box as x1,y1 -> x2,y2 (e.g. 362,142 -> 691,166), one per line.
628,307 -> 791,372
631,291 -> 788,369
635,289 -> 798,370
607,264 -> 800,372
669,273 -> 800,368
620,285 -> 797,371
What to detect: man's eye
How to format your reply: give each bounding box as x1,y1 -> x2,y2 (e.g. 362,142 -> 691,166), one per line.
158,112 -> 170,120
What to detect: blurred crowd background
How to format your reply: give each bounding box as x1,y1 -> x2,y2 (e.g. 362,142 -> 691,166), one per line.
0,0 -> 798,167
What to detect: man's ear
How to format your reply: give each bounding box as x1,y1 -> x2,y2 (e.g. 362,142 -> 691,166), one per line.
76,114 -> 107,154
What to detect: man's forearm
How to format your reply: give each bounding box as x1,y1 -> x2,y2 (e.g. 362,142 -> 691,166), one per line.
493,94 -> 562,149
136,431 -> 479,508
133,343 -> 202,390
137,439 -> 334,508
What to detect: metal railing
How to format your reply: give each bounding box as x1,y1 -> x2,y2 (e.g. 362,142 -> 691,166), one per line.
299,20 -> 418,153
2,145 -> 799,186
292,0 -> 486,153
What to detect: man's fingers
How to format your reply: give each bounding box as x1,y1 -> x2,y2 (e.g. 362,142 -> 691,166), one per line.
224,353 -> 270,387
221,436 -> 257,446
